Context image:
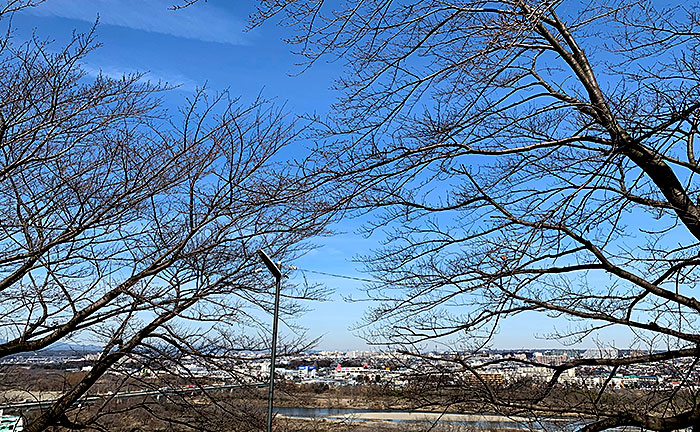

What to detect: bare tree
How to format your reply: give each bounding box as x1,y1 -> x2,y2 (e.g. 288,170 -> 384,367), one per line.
253,0 -> 700,430
0,2 -> 329,430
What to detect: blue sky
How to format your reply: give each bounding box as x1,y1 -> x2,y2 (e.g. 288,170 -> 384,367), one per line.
15,0 -> 645,352
16,0 -> 373,350
18,0 -> 337,108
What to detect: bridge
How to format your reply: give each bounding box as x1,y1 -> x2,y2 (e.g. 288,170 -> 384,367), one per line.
0,383 -> 267,412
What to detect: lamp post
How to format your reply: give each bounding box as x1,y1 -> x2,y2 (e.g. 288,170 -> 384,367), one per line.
257,249 -> 282,432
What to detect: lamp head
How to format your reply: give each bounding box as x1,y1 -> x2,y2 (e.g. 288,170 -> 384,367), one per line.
257,249 -> 282,280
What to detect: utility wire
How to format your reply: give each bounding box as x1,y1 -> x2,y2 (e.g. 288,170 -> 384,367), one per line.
292,267 -> 380,284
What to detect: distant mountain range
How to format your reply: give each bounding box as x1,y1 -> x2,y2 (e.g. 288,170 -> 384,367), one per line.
41,342 -> 102,352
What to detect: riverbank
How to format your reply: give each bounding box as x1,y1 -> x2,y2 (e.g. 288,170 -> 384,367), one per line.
275,406 -> 572,431
276,416 -> 524,432
326,411 -> 532,423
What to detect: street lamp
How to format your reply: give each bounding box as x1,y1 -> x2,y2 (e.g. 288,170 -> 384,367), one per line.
257,249 -> 282,432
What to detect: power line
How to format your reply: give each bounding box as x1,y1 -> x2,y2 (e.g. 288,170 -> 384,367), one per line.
292,267 -> 380,284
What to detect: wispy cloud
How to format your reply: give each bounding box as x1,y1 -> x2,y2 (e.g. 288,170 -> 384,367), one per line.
81,63 -> 199,92
25,0 -> 248,45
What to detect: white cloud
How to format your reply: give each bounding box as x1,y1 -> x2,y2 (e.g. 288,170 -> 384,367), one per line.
25,0 -> 248,45
81,63 -> 199,92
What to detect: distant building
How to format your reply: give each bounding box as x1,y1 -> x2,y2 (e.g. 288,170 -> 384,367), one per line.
460,371 -> 504,387
582,348 -> 619,359
298,365 -> 317,378
534,352 -> 568,365
0,411 -> 23,432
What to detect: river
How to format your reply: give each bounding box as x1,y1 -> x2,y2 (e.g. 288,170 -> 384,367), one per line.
275,407 -> 576,430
